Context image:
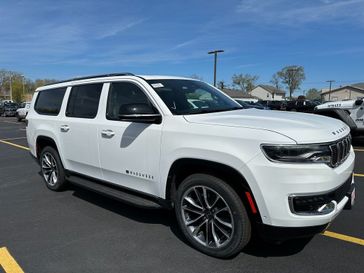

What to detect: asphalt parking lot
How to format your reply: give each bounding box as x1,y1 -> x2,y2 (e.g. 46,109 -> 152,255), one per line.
0,117 -> 363,273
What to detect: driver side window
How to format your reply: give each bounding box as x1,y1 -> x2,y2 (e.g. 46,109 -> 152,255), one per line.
106,82 -> 152,121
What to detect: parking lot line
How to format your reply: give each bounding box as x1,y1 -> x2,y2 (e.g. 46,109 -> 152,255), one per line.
354,148 -> 364,152
0,137 -> 27,141
322,231 -> 364,246
0,247 -> 24,273
0,140 -> 30,151
354,173 -> 364,178
0,120 -> 21,125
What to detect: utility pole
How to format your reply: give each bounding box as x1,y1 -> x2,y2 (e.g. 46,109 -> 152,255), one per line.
21,75 -> 25,101
9,74 -> 12,102
326,80 -> 335,101
208,49 -> 224,87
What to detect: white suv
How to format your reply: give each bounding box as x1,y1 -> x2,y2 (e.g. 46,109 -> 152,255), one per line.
26,73 -> 355,258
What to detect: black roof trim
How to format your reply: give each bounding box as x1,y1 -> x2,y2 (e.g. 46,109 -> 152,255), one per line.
45,73 -> 135,86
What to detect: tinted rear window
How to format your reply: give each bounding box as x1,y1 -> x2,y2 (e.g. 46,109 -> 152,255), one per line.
66,83 -> 103,118
34,87 -> 67,115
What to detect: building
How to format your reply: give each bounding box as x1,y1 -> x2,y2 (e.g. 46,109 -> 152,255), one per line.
249,85 -> 285,101
321,82 -> 364,101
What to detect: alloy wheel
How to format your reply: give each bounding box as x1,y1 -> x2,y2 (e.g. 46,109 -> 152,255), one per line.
181,185 -> 234,248
41,152 -> 58,186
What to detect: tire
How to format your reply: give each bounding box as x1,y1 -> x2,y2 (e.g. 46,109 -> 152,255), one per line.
40,146 -> 67,191
175,174 -> 251,258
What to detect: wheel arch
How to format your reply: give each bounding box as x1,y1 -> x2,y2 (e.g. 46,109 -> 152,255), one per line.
165,158 -> 261,220
36,135 -> 60,159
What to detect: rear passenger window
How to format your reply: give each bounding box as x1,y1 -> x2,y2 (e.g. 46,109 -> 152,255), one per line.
66,83 -> 103,118
34,87 -> 66,115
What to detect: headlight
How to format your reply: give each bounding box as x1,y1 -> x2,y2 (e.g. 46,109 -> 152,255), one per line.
261,144 -> 332,164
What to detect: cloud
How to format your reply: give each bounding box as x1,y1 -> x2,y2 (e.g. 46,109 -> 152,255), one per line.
96,18 -> 147,39
172,39 -> 198,49
236,0 -> 364,25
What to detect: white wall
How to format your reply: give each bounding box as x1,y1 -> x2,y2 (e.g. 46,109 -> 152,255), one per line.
250,86 -> 284,101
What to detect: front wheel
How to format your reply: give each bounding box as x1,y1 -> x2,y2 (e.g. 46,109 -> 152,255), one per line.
40,146 -> 67,191
175,174 -> 251,258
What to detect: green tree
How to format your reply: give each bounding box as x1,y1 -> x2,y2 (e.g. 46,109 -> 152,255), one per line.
34,79 -> 58,89
0,68 -> 58,101
277,65 -> 305,100
232,73 -> 259,93
305,88 -> 321,100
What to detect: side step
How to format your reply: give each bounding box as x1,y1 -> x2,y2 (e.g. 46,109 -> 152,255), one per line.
67,174 -> 163,209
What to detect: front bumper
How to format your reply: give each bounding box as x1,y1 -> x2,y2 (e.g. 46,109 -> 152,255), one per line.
242,148 -> 355,228
257,223 -> 329,241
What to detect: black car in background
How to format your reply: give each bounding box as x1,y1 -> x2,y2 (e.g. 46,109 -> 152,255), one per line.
259,100 -> 284,110
285,99 -> 320,113
234,99 -> 269,110
0,102 -> 18,117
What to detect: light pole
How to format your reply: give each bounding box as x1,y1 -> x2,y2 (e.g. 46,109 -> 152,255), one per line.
326,80 -> 335,101
208,49 -> 224,87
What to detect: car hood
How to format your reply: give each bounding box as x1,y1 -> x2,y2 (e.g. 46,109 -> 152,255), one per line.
184,109 -> 349,144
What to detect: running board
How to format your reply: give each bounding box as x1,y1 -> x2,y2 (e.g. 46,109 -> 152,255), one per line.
67,174 -> 163,209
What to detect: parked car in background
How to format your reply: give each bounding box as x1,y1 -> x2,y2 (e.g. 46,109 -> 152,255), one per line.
234,99 -> 269,110
259,100 -> 285,110
315,97 -> 364,136
16,101 -> 31,121
285,99 -> 320,113
0,102 -> 18,117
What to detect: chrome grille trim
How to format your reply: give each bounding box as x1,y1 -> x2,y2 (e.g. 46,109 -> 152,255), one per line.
329,135 -> 351,168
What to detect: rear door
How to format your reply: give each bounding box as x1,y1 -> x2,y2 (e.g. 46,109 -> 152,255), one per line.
58,83 -> 104,179
98,81 -> 163,196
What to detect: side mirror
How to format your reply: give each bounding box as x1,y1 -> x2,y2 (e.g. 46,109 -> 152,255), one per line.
354,99 -> 363,106
118,103 -> 162,124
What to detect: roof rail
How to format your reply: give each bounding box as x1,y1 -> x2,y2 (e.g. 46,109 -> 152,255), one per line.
45,73 -> 135,86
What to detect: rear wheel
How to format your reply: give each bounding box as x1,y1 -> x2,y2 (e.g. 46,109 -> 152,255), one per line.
175,174 -> 251,258
40,146 -> 67,191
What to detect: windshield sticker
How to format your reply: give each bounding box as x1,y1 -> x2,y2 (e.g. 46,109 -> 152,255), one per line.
151,83 -> 164,88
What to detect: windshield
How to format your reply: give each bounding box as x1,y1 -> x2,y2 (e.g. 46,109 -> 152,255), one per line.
147,79 -> 242,115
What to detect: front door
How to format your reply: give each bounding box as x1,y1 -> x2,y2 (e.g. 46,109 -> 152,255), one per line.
98,81 -> 163,197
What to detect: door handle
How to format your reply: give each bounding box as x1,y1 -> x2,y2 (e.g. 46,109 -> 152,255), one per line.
60,125 -> 70,132
101,129 -> 115,138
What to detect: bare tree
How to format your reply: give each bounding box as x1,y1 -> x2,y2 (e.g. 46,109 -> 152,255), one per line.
270,73 -> 281,90
232,73 -> 259,93
277,65 -> 305,100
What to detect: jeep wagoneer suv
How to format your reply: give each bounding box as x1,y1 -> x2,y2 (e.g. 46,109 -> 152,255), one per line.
26,73 -> 355,258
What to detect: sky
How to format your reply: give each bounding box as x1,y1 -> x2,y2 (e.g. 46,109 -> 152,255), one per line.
1,0 -> 364,94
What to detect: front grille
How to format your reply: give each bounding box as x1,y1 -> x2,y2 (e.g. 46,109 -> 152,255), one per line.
329,135 -> 351,167
290,175 -> 352,214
